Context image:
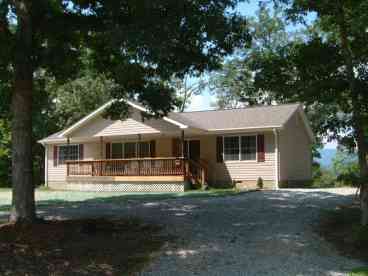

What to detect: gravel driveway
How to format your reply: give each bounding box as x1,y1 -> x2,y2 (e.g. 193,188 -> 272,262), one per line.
5,188 -> 366,275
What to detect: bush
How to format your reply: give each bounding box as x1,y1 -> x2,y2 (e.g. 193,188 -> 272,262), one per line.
312,169 -> 336,188
257,177 -> 263,189
352,225 -> 368,248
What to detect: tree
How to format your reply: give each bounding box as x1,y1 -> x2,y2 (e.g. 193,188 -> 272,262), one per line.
209,5 -> 295,108
170,76 -> 206,112
1,0 -> 249,222
272,0 -> 368,225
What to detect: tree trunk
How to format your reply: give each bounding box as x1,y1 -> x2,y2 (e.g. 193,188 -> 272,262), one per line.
337,4 -> 368,225
356,122 -> 368,225
9,0 -> 36,223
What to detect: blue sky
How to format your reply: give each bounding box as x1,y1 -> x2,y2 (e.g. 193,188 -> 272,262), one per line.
186,1 -> 261,112
185,1 -> 337,149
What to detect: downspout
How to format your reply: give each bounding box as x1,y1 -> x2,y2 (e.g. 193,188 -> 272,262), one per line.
273,128 -> 279,190
43,143 -> 48,187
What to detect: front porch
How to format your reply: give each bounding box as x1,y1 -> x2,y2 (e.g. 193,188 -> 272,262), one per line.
64,157 -> 208,192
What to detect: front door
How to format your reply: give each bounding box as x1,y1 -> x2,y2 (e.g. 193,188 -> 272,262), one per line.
188,140 -> 200,161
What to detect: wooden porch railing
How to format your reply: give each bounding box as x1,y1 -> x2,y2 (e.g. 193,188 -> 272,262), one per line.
186,159 -> 208,187
66,157 -> 186,177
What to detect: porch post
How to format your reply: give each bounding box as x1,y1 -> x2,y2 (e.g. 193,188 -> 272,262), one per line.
138,134 -> 141,175
67,137 -> 70,160
99,136 -> 103,159
67,137 -> 70,176
181,130 -> 185,158
181,129 -> 185,177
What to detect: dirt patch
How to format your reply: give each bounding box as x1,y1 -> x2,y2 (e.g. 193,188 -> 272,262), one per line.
318,203 -> 368,262
0,218 -> 165,275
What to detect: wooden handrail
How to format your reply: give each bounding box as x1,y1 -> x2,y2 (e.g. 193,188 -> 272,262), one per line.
67,157 -> 185,177
187,159 -> 208,187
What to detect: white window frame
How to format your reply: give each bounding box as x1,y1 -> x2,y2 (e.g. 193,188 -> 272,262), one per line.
110,141 -> 151,159
58,144 -> 80,165
223,134 -> 258,162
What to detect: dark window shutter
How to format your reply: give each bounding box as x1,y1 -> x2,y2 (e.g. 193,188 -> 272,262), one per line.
257,134 -> 265,162
216,136 -> 223,163
150,140 -> 156,157
106,143 -> 111,159
79,144 -> 84,160
53,145 -> 58,166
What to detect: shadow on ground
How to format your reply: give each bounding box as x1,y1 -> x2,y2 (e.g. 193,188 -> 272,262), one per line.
0,189 -> 362,275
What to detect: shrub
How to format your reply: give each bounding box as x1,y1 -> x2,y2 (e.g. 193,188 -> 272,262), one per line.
257,177 -> 263,189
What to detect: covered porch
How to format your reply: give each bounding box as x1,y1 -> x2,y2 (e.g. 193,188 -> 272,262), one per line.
61,130 -> 208,191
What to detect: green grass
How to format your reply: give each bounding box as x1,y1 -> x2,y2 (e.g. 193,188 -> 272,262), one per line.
0,187 -> 243,213
350,267 -> 368,276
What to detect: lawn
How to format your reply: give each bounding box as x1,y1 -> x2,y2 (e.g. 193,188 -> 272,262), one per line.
0,187 -> 243,217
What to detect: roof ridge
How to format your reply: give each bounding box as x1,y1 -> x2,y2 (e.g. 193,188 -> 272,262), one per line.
178,102 -> 301,114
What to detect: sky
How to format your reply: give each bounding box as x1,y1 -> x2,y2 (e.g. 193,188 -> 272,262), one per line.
186,1 -> 261,112
185,0 -> 337,149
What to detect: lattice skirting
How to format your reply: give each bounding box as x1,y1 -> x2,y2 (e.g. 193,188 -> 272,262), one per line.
48,181 -> 187,192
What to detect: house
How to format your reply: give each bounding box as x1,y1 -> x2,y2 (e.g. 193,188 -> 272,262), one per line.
39,100 -> 314,192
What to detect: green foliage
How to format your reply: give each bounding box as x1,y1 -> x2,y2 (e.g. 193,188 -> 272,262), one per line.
209,5 -> 293,108
312,169 -> 336,188
48,74 -> 114,128
257,177 -> 263,189
333,149 -> 360,187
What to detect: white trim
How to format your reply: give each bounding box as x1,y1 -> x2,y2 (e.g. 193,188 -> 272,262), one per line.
57,144 -> 80,165
126,100 -> 188,129
208,126 -> 282,132
273,128 -> 279,189
59,100 -> 115,137
162,117 -> 188,129
222,134 -> 257,162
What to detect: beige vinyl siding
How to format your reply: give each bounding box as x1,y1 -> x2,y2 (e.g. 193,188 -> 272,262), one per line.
70,108 -> 178,138
47,142 -> 100,183
199,132 -> 275,184
279,112 -> 312,181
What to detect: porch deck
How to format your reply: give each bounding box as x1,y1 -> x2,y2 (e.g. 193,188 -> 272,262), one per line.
65,157 -> 208,192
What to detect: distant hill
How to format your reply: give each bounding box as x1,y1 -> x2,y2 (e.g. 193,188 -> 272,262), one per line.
315,148 -> 337,169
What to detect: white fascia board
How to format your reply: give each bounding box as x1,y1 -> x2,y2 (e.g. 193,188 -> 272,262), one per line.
162,117 -> 188,129
126,100 -> 188,129
58,100 -> 115,138
207,126 -> 283,132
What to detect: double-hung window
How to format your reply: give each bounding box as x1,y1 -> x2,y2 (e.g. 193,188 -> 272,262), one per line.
58,144 -> 79,165
223,135 -> 257,161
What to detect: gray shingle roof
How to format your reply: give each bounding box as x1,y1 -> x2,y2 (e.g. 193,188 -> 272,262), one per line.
40,102 -> 302,143
168,103 -> 300,130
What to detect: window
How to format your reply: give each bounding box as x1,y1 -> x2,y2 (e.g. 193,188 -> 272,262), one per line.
111,141 -> 150,159
223,135 -> 257,161
139,142 -> 150,158
58,145 -> 79,165
111,143 -> 123,159
241,136 -> 257,160
224,136 -> 239,161
124,142 -> 136,158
